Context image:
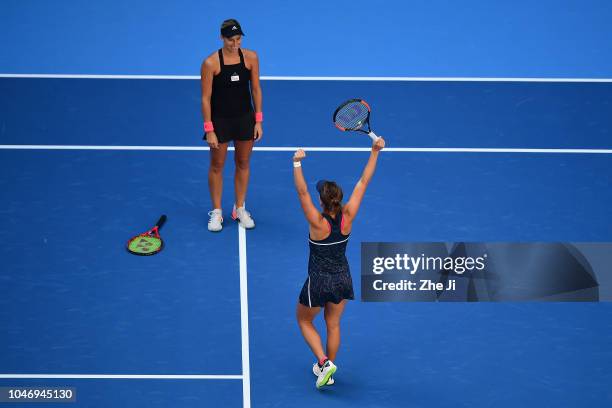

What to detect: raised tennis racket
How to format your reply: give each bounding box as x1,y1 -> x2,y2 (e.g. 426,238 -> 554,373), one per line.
127,215 -> 167,256
333,99 -> 379,141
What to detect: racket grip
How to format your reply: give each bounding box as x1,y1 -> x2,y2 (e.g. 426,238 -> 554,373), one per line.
368,131 -> 379,142
156,215 -> 167,229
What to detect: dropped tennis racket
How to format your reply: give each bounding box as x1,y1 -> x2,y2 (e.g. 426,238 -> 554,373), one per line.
127,215 -> 167,256
333,98 -> 379,141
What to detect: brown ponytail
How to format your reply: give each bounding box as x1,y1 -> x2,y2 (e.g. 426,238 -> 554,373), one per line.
319,181 -> 343,216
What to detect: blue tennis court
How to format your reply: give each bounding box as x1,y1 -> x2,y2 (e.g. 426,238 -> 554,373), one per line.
1,77 -> 611,407
2,1 -> 612,407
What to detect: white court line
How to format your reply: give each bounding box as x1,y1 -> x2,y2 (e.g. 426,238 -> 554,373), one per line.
1,145 -> 611,154
0,374 -> 241,380
238,225 -> 251,408
266,76 -> 612,83
1,74 -> 612,82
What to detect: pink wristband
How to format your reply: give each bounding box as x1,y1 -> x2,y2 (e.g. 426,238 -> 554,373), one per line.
255,112 -> 263,123
204,121 -> 214,132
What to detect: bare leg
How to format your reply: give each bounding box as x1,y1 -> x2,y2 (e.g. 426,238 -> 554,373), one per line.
296,303 -> 326,361
323,300 -> 347,361
208,143 -> 229,209
233,139 -> 254,208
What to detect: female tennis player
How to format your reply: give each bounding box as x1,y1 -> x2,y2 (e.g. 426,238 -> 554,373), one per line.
292,137 -> 385,388
200,19 -> 263,232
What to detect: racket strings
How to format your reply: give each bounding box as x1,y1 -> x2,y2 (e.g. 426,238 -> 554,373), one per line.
128,236 -> 162,253
334,102 -> 369,130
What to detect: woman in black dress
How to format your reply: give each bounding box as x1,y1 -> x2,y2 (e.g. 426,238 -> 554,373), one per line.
200,19 -> 263,231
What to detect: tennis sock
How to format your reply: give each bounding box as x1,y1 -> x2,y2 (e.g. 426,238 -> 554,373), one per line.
318,357 -> 328,367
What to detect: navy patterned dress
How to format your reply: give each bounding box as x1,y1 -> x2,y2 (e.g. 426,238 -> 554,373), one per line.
299,212 -> 355,307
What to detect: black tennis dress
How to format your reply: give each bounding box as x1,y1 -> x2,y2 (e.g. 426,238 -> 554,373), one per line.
299,212 -> 355,307
209,48 -> 254,143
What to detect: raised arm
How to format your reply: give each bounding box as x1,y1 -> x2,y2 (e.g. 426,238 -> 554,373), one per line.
293,149 -> 324,227
343,138 -> 385,221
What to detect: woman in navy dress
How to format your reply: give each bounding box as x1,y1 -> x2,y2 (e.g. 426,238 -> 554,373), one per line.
292,137 -> 385,388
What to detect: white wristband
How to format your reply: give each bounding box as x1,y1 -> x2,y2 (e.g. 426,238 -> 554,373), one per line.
293,161 -> 302,168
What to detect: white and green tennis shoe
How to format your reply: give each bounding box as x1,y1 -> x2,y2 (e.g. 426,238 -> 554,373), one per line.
315,360 -> 336,388
313,362 -> 335,386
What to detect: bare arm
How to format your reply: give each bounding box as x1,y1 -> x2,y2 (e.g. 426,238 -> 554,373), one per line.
249,51 -> 262,113
200,59 -> 214,122
343,137 -> 385,221
200,58 -> 219,148
248,51 -> 263,141
293,149 -> 325,227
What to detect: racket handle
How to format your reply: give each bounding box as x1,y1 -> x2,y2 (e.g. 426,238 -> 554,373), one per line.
368,131 -> 379,142
156,215 -> 167,229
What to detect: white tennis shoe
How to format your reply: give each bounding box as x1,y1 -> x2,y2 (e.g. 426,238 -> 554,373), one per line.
315,360 -> 337,388
313,362 -> 335,386
232,204 -> 255,229
207,209 -> 223,232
